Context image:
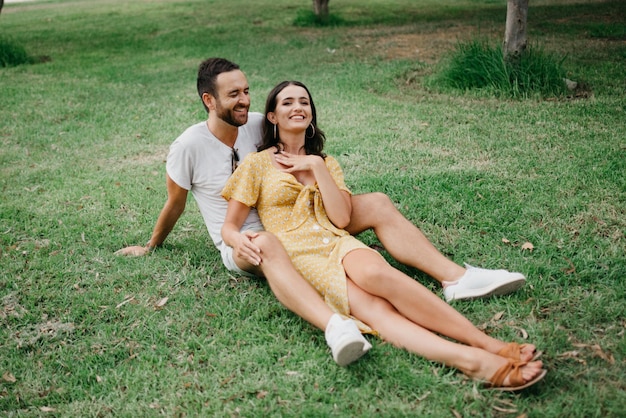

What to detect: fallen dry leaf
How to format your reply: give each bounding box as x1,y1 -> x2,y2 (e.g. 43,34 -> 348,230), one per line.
493,405 -> 518,413
40,407 -> 56,412
116,296 -> 135,309
492,311 -> 505,322
558,350 -> 587,364
521,242 -> 534,251
512,326 -> 529,340
416,391 -> 431,402
592,346 -> 615,364
496,399 -> 517,408
502,237 -> 511,244
256,390 -> 268,399
519,328 -> 529,339
154,297 -> 169,309
2,372 -> 16,383
562,258 -> 576,274
573,343 -> 615,364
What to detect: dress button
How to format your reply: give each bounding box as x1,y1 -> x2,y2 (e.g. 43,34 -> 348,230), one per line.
322,238 -> 330,244
313,225 -> 320,231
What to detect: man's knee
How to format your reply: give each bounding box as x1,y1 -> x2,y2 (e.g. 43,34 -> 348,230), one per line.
355,192 -> 394,212
351,192 -> 397,229
369,192 -> 393,207
352,192 -> 397,220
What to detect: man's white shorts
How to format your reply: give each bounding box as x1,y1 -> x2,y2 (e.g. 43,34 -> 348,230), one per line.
220,245 -> 256,278
219,227 -> 264,278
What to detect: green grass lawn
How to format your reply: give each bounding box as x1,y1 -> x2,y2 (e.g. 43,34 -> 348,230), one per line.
1,0 -> 625,416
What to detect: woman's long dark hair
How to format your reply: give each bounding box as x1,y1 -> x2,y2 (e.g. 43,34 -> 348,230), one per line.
258,81 -> 326,158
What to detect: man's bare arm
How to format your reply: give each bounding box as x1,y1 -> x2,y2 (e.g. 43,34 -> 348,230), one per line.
115,174 -> 188,256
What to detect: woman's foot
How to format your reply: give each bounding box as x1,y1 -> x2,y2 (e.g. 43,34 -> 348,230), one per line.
468,350 -> 545,391
486,360 -> 547,391
495,342 -> 541,362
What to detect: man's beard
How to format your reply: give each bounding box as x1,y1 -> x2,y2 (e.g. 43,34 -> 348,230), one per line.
216,101 -> 248,127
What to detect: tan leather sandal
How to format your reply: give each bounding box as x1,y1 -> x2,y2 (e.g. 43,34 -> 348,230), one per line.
486,360 -> 547,392
497,342 -> 543,362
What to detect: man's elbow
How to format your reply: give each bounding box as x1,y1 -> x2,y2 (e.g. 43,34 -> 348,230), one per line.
164,197 -> 186,213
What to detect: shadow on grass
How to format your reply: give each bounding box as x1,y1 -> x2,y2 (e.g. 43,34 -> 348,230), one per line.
292,0 -> 625,40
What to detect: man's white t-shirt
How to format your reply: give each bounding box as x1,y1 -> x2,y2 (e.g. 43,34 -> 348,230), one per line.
166,112 -> 264,252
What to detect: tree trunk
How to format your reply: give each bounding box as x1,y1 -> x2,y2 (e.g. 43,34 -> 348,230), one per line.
312,0 -> 329,20
503,0 -> 528,60
0,0 -> 4,16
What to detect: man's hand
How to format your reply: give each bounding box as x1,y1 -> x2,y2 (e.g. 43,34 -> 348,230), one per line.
232,230 -> 262,266
114,246 -> 151,257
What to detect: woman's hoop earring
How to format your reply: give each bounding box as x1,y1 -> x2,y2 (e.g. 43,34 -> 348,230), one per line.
273,123 -> 277,140
306,124 -> 316,139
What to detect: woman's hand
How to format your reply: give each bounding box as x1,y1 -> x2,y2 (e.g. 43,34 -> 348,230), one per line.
274,151 -> 323,174
231,230 -> 262,266
276,151 -> 351,229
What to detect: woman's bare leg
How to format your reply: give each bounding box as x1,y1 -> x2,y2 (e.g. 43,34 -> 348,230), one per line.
342,249 -> 536,361
235,232 -> 332,330
346,280 -> 544,385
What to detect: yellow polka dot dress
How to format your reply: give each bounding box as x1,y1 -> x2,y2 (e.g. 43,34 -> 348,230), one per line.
222,150 -> 376,333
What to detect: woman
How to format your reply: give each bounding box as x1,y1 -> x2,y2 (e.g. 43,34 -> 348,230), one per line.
221,81 -> 546,391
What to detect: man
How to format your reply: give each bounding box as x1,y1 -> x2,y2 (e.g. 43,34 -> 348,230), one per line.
117,58 -> 526,365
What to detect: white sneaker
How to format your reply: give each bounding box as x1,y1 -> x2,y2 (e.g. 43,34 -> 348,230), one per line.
443,263 -> 526,302
324,314 -> 372,366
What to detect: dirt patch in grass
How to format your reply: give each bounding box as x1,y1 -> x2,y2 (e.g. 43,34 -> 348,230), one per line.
344,25 -> 502,63
11,320 -> 76,348
1,293 -> 27,320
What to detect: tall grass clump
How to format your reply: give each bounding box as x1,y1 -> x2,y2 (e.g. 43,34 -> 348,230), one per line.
432,39 -> 569,98
0,35 -> 33,67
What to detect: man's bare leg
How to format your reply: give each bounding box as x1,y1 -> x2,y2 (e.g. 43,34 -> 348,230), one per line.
346,193 -> 526,301
346,193 -> 465,284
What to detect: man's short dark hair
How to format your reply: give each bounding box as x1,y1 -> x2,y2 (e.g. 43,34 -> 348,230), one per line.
197,58 -> 240,100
